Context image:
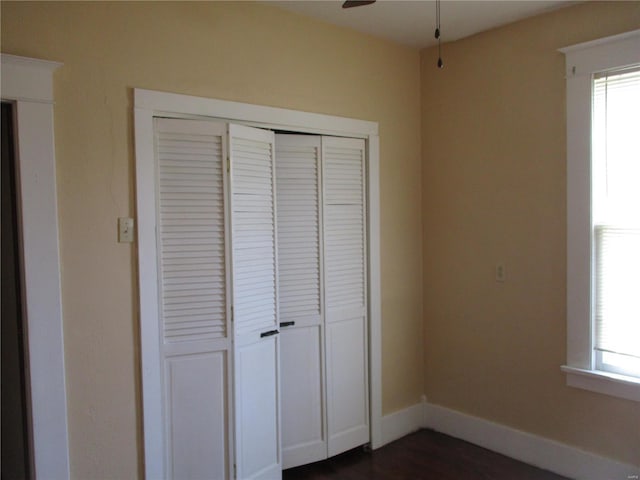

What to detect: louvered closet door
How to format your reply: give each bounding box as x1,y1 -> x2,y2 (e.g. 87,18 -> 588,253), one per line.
229,124 -> 282,480
322,136 -> 369,457
154,118 -> 231,479
275,135 -> 327,469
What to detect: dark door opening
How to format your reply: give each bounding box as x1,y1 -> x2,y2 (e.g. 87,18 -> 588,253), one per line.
2,101 -> 32,479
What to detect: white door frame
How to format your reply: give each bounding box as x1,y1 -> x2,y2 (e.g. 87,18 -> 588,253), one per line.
1,54 -> 70,480
134,88 -> 382,477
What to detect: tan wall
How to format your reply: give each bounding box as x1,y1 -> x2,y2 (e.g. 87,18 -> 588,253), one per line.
421,1 -> 640,466
1,2 -> 423,477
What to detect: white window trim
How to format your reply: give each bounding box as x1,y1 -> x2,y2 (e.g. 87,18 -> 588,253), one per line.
560,29 -> 640,403
1,54 -> 70,478
134,88 -> 382,478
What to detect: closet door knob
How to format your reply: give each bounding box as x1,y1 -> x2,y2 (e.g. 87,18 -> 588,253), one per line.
279,321 -> 295,328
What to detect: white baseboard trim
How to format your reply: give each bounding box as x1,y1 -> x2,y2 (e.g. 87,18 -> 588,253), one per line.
380,401 -> 639,480
380,402 -> 424,446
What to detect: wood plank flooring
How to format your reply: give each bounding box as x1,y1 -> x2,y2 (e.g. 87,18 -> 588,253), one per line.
283,429 -> 571,480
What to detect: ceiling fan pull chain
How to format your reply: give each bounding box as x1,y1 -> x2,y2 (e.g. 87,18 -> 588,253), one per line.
341,0 -> 444,66
437,0 -> 444,68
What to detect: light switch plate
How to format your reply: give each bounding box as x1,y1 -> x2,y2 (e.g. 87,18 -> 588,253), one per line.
118,217 -> 134,243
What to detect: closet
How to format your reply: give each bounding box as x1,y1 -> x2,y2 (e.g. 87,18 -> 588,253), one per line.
138,113 -> 369,479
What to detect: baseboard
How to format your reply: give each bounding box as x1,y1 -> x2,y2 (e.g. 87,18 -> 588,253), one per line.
424,403 -> 639,480
380,401 -> 639,480
380,402 -> 424,446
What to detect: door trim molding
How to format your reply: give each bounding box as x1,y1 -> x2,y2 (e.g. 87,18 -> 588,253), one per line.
134,88 -> 382,476
134,89 -> 378,138
1,54 -> 70,480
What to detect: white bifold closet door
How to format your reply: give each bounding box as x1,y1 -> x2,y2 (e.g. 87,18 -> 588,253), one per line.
275,135 -> 326,469
276,134 -> 369,469
229,124 -> 282,480
152,119 -> 281,480
154,118 -> 231,479
323,136 -> 369,457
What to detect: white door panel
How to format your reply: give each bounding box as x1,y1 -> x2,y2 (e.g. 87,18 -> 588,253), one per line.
235,337 -> 281,479
325,316 -> 369,457
166,352 -> 228,480
280,325 -> 326,469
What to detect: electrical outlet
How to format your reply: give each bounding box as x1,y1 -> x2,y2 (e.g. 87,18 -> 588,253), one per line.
495,263 -> 506,282
118,217 -> 134,243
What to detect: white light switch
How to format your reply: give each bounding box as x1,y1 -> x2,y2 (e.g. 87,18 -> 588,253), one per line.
118,217 -> 134,243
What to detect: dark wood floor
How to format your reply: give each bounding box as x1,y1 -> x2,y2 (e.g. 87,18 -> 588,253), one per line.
283,429 -> 571,480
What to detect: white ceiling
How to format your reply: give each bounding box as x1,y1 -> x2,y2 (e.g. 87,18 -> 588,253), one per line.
268,0 -> 576,48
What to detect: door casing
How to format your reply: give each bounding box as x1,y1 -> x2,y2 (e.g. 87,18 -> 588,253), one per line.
0,54 -> 70,480
134,87 -> 382,478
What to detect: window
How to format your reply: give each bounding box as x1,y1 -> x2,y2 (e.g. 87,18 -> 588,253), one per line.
592,68 -> 640,378
561,30 -> 640,402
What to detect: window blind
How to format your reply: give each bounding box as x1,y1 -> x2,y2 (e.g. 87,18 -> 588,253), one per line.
594,226 -> 640,359
592,67 -> 640,364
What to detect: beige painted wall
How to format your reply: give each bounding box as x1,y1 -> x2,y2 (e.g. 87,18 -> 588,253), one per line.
1,2 -> 423,477
3,0 -> 638,476
422,1 -> 640,466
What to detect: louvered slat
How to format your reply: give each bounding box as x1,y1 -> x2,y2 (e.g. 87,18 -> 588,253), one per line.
156,120 -> 227,343
276,138 -> 322,321
324,142 -> 366,311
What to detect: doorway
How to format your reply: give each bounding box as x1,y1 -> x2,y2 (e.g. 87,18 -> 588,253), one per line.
1,101 -> 32,479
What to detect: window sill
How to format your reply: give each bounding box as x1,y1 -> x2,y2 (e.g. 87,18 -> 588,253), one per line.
561,365 -> 640,402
